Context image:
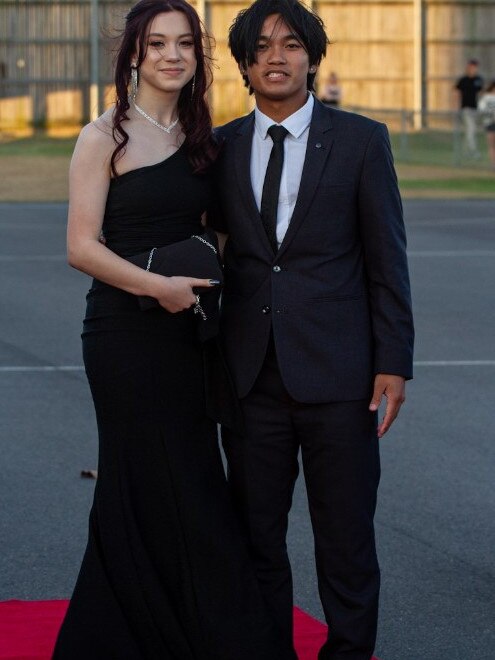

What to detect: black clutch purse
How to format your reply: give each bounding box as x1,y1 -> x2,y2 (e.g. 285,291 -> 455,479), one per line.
126,228 -> 223,342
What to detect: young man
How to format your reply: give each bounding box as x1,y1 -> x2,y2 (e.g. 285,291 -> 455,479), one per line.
211,1 -> 414,658
454,58 -> 484,159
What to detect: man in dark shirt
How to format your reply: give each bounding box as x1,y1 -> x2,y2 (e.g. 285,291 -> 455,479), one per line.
455,58 -> 484,158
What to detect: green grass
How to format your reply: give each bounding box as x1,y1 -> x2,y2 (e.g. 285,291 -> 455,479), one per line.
400,178 -> 495,194
0,130 -> 490,167
390,129 -> 491,169
0,135 -> 77,157
1,133 -> 494,200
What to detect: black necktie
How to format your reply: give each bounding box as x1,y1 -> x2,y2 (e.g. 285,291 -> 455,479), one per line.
260,124 -> 288,253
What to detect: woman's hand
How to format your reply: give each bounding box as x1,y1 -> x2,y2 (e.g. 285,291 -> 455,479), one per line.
155,276 -> 217,313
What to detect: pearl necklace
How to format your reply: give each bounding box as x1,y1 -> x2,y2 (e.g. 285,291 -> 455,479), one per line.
132,100 -> 179,134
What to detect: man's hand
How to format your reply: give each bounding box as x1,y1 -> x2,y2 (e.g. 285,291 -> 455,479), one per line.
369,374 -> 406,438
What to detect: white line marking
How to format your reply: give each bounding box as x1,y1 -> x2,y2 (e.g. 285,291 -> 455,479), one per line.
408,250 -> 495,257
0,366 -> 84,372
407,218 -> 495,227
1,362 -> 494,373
0,223 -> 63,229
0,255 -> 66,262
1,251 -> 494,261
414,360 -> 495,366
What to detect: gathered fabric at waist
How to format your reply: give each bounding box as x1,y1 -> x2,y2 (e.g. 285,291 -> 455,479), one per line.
102,219 -> 203,258
83,279 -> 197,340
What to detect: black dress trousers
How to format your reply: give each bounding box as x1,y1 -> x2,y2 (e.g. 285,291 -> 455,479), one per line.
222,338 -> 381,660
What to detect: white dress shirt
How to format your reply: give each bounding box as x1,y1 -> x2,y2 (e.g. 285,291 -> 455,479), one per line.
251,93 -> 314,248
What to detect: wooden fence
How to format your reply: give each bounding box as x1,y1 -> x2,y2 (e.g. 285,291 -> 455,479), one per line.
1,0 -> 494,132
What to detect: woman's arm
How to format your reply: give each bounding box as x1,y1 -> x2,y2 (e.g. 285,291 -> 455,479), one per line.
67,122 -> 213,313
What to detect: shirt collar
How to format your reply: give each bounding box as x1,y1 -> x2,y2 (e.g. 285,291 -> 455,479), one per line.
254,93 -> 314,140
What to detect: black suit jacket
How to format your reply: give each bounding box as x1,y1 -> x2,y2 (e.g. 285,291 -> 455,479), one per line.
210,99 -> 414,403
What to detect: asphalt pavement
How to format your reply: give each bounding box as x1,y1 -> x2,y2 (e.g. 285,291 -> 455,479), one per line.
0,200 -> 494,659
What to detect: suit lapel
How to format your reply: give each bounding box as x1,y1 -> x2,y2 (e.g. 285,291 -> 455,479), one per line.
233,113 -> 274,257
277,101 -> 334,258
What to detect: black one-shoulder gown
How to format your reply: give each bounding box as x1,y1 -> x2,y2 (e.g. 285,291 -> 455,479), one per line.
53,146 -> 294,660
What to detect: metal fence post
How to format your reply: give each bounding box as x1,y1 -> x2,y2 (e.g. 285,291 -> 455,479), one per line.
400,110 -> 409,161
90,0 -> 100,121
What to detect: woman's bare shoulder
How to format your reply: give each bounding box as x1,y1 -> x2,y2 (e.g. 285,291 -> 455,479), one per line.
72,109 -> 119,167
78,109 -> 116,146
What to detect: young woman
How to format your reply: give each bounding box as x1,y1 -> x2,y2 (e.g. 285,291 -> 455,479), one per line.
52,2 -> 295,658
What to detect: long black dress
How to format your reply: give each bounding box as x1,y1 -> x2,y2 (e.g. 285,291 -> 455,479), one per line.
53,145 -> 294,660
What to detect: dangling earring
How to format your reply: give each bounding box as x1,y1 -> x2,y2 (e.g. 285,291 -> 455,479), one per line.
191,74 -> 196,100
130,65 -> 138,100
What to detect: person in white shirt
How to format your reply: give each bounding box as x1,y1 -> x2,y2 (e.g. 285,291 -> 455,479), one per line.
478,80 -> 495,169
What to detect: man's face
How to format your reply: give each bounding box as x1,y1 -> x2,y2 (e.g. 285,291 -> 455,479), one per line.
243,14 -> 313,108
467,62 -> 479,77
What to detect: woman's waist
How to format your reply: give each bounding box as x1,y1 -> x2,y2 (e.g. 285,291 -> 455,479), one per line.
83,281 -> 197,336
102,221 -> 203,258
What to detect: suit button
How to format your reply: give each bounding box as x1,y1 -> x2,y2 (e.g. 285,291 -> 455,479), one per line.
262,306 -> 271,314
273,265 -> 281,272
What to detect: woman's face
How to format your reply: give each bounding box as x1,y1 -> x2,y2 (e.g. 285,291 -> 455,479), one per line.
135,11 -> 197,97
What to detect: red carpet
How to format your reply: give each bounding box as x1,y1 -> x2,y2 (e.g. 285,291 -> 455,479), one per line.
0,600 -> 379,659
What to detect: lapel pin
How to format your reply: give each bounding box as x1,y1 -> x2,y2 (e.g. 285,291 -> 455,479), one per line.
315,142 -> 322,148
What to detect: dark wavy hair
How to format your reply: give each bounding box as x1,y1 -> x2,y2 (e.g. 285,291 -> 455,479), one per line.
228,0 -> 329,94
111,0 -> 219,176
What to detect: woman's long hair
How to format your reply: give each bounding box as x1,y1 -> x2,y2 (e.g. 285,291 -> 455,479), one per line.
111,0 -> 219,176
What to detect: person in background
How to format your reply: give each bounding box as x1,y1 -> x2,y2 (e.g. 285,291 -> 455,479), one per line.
52,1 -> 295,658
210,0 -> 414,658
454,58 -> 484,159
320,71 -> 341,107
477,80 -> 495,170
